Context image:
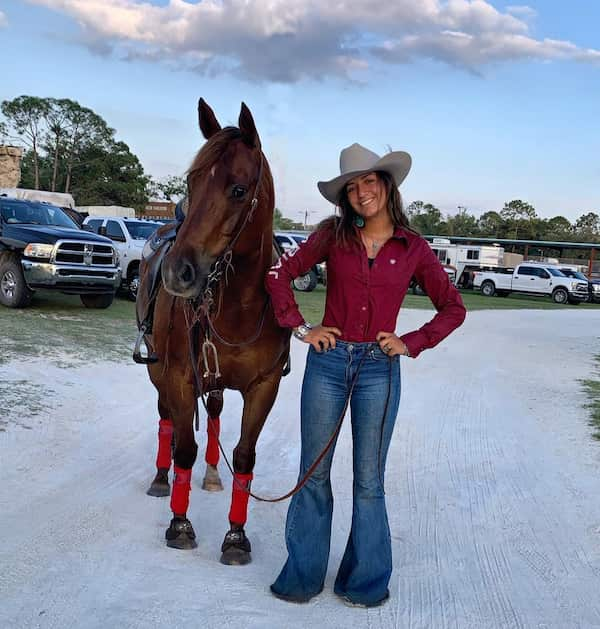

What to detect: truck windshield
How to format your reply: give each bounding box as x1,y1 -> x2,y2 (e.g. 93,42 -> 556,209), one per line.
547,268 -> 566,277
0,200 -> 78,229
569,271 -> 588,281
125,221 -> 161,240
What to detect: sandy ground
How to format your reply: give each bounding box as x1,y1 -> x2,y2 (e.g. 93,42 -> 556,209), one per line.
2,308 -> 600,629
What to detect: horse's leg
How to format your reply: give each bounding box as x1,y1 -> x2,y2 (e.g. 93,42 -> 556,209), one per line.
164,392 -> 199,550
220,375 -> 281,565
202,389 -> 224,492
147,398 -> 173,497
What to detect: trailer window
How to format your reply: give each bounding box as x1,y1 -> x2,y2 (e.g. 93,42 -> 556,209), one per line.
467,250 -> 480,260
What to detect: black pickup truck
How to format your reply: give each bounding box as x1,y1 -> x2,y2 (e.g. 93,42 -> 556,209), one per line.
0,196 -> 121,308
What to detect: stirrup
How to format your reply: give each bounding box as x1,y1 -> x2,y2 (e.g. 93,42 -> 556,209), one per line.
133,324 -> 158,364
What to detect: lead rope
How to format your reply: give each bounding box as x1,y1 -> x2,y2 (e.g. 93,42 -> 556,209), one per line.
198,349 -> 378,503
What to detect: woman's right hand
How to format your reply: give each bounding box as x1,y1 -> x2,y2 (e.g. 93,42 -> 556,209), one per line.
304,325 -> 341,352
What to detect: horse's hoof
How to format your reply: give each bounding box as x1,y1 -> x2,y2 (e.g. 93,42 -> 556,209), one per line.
165,517 -> 197,550
220,528 -> 251,565
146,481 -> 170,497
202,465 -> 223,492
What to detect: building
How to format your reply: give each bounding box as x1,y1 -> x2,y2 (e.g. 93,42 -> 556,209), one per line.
143,200 -> 176,220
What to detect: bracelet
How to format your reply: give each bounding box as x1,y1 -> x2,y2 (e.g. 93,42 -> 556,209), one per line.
293,322 -> 313,341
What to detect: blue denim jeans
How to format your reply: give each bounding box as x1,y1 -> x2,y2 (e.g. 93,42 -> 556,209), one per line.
271,340 -> 401,605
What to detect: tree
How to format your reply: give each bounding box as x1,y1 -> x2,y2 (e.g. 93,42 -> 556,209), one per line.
477,211 -> 504,237
44,98 -> 72,191
408,201 -> 443,234
573,212 -> 600,241
148,175 -> 187,201
500,200 -> 537,239
544,216 -> 573,241
1,96 -> 49,189
273,208 -> 303,230
445,206 -> 479,237
69,141 -> 149,210
61,102 -> 114,193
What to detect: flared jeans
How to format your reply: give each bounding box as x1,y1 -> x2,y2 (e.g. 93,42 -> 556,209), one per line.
271,340 -> 401,605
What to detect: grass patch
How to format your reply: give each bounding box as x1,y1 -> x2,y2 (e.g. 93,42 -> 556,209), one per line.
0,290 -> 136,366
581,354 -> 600,440
1,285 -> 598,366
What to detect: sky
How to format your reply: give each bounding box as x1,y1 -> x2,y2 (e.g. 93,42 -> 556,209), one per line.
0,0 -> 599,224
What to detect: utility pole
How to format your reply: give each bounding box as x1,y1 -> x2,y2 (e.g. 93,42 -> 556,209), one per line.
299,210 -> 315,230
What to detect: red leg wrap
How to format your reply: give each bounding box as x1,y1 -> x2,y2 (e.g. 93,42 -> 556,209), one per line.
205,417 -> 220,467
156,419 -> 173,470
228,472 -> 253,526
170,466 -> 192,516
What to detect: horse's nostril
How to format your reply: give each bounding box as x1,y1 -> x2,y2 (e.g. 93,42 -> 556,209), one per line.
178,261 -> 195,285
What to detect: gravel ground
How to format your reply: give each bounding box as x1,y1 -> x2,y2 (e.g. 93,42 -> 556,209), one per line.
2,308 -> 600,629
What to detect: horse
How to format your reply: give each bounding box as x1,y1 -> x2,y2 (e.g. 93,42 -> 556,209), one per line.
143,99 -> 290,565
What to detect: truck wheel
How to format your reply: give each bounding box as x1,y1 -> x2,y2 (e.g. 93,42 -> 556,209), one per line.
552,288 -> 568,304
80,293 -> 115,309
293,270 -> 318,292
412,284 -> 426,296
480,280 -> 496,297
0,256 -> 33,308
127,268 -> 140,301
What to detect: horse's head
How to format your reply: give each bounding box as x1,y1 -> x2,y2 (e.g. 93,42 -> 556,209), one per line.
162,99 -> 273,299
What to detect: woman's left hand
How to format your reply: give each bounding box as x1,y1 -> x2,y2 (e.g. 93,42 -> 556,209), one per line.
376,331 -> 409,357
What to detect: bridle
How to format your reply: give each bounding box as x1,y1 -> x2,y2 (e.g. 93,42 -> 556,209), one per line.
182,146 -> 269,424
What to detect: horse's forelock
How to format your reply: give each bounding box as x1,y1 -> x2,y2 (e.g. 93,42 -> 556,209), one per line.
187,126 -> 242,180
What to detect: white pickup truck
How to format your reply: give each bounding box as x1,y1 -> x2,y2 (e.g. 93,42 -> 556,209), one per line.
82,216 -> 164,299
473,262 -> 590,304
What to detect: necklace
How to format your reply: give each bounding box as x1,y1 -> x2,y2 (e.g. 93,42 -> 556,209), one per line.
362,231 -> 393,256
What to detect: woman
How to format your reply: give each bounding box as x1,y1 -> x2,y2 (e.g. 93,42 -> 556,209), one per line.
265,143 -> 466,607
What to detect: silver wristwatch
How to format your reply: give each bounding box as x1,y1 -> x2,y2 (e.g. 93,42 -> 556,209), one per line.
293,322 -> 313,341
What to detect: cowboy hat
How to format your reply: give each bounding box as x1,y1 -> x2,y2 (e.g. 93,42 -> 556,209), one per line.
317,143 -> 412,205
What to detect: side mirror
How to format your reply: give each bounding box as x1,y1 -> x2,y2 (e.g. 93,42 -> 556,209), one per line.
99,226 -> 107,236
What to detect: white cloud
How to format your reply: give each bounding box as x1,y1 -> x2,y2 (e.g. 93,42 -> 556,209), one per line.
506,5 -> 537,20
26,0 -> 600,82
0,11 -> 8,28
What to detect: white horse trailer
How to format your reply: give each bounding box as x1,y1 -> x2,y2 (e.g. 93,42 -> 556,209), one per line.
429,238 -> 505,288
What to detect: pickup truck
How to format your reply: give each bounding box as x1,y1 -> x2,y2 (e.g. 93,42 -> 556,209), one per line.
274,231 -> 326,291
473,262 -> 589,304
0,196 -> 121,308
83,216 -> 164,300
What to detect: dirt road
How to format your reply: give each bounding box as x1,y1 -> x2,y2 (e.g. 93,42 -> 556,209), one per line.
2,309 -> 600,628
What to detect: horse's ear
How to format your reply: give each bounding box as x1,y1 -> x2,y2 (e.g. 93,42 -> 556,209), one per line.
198,98 -> 221,139
238,102 -> 260,149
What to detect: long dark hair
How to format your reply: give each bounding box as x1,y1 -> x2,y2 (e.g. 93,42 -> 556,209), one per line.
317,170 -> 415,248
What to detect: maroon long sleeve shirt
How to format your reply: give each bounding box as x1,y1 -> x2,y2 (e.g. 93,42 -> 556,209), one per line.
266,226 -> 466,358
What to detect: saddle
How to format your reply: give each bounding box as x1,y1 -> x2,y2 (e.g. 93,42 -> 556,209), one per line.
132,223 -> 290,376
133,220 -> 180,363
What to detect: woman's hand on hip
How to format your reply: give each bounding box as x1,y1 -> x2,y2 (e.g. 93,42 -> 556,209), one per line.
305,325 -> 341,352
376,331 -> 409,357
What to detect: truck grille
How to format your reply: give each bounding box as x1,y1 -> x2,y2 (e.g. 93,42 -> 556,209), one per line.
54,241 -> 115,266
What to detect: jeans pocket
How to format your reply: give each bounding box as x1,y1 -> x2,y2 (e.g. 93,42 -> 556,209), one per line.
369,346 -> 389,361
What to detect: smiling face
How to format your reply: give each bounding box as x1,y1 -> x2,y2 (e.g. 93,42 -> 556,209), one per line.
345,171 -> 389,221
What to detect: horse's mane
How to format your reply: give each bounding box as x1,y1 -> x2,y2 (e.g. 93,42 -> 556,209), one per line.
188,126 -> 242,178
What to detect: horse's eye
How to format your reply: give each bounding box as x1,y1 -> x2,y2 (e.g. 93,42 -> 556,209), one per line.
231,185 -> 247,199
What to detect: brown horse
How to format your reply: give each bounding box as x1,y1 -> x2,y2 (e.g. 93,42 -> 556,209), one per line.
144,99 -> 290,565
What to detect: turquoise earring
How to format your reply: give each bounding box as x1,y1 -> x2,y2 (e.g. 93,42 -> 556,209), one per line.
353,214 -> 365,228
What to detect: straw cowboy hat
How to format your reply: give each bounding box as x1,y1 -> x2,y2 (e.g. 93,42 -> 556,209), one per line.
317,143 -> 412,205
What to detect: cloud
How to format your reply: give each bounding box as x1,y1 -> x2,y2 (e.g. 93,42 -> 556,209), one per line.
506,5 -> 537,20
26,0 -> 600,82
0,11 -> 8,28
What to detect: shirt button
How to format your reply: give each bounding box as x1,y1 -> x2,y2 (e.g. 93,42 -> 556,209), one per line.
361,306 -> 367,311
